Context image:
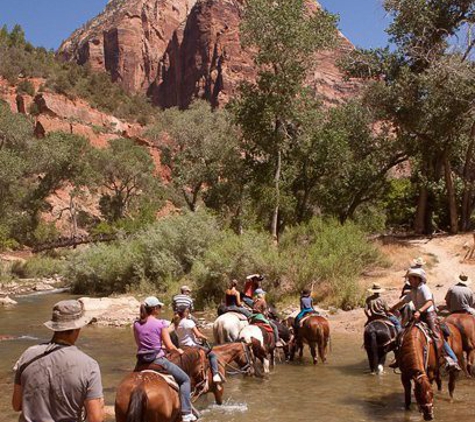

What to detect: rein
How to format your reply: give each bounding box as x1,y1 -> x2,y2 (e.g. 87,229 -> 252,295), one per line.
218,342 -> 253,375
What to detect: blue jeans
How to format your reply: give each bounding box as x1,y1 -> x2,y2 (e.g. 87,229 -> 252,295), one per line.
154,357 -> 192,415
443,341 -> 458,362
224,305 -> 252,318
388,315 -> 402,332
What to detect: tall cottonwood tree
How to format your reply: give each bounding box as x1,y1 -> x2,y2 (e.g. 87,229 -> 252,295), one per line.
233,0 -> 337,240
344,0 -> 475,234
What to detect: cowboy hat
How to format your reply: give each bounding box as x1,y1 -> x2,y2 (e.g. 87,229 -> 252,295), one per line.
44,300 -> 92,332
406,267 -> 427,283
456,273 -> 472,286
411,257 -> 426,267
367,283 -> 385,294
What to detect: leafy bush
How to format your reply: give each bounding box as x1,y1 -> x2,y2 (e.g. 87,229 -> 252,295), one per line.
10,255 -> 66,279
17,80 -> 35,96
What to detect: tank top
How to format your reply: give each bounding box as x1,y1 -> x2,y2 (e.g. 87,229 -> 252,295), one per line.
225,292 -> 239,306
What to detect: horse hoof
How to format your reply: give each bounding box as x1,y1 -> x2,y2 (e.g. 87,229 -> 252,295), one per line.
377,364 -> 384,374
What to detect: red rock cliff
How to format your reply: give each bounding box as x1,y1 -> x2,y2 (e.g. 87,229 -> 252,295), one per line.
59,0 -> 360,108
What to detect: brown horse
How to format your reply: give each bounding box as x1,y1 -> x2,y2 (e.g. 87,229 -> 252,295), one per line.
115,348 -> 209,422
239,324 -> 276,373
399,321 -> 463,421
445,313 -> 475,375
290,315 -> 330,364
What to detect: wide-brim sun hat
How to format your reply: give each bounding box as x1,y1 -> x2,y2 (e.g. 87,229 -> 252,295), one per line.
44,299 -> 92,332
144,296 -> 164,307
412,257 -> 426,267
406,267 -> 427,283
456,273 -> 472,286
367,283 -> 385,294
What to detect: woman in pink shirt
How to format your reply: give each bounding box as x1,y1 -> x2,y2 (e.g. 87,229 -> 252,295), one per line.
133,296 -> 197,422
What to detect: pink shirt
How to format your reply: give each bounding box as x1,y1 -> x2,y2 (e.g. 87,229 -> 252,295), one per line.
134,317 -> 170,358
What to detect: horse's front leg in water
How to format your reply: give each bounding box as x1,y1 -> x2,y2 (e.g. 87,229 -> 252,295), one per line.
310,343 -> 317,365
402,375 -> 412,410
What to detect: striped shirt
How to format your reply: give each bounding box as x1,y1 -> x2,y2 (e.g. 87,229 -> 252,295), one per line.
172,294 -> 194,312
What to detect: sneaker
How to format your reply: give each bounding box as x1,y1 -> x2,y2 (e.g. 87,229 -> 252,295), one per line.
212,373 -> 222,383
182,413 -> 198,422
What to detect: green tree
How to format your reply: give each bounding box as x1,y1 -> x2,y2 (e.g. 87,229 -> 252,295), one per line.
95,138 -> 162,223
232,0 -> 337,240
343,0 -> 475,233
147,101 -> 240,212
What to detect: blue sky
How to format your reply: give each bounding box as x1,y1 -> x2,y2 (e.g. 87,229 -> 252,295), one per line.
0,0 -> 390,50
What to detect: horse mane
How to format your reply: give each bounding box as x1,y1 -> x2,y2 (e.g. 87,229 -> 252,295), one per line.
400,325 -> 427,376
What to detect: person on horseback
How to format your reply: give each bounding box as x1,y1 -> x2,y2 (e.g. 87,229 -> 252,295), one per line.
390,268 -> 461,372
445,273 -> 475,315
223,279 -> 252,317
365,283 -> 401,332
293,289 -> 317,336
251,289 -> 279,344
134,296 -> 197,422
174,306 -> 223,384
242,274 -> 264,307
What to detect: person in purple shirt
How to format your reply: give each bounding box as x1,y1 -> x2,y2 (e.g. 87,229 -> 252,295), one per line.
133,296 -> 197,422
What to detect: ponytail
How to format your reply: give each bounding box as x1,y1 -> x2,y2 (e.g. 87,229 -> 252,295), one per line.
139,303 -> 153,324
174,306 -> 188,328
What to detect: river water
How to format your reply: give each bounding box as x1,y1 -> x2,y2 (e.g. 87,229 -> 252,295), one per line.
1,293 -> 474,422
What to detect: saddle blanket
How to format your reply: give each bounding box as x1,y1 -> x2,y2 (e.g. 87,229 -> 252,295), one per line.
299,312 -> 319,327
139,370 -> 179,391
226,311 -> 249,321
253,322 -> 274,334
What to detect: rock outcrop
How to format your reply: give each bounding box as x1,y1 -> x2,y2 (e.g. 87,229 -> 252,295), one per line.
59,0 -> 360,108
80,296 -> 141,326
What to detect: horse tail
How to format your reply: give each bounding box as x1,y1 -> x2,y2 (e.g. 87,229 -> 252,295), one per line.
364,327 -> 379,373
126,385 -> 148,422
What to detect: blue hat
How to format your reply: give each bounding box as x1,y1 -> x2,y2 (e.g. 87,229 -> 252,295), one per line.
254,288 -> 266,296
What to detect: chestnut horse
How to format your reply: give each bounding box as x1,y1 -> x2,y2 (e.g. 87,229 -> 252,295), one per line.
115,348 -> 209,422
445,313 -> 475,375
399,321 -> 463,421
290,315 -> 330,364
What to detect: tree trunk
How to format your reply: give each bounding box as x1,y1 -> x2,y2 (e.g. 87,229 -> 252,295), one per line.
443,152 -> 458,234
69,195 -> 78,238
461,123 -> 475,231
414,185 -> 429,234
271,148 -> 281,243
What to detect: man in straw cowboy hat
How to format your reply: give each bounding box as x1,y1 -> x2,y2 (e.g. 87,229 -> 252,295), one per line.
365,283 -> 401,331
445,273 -> 475,315
390,267 -> 461,371
12,299 -> 104,422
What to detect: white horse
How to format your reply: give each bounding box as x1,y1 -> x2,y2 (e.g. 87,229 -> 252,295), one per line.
239,325 -> 270,374
213,312 -> 249,344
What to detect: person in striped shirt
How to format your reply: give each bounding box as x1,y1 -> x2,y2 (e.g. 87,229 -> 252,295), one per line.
172,286 -> 194,313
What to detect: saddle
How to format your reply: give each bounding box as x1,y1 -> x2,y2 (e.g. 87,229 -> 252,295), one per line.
253,322 -> 274,334
133,363 -> 179,391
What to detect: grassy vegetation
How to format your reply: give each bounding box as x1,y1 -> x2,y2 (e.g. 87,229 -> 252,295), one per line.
64,211 -> 381,309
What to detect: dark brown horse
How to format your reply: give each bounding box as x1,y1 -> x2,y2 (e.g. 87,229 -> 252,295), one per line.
445,313 -> 475,375
399,322 -> 463,421
115,348 -> 209,422
290,315 -> 330,364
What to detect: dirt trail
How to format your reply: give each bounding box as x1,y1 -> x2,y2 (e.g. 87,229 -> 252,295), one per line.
330,233 -> 475,334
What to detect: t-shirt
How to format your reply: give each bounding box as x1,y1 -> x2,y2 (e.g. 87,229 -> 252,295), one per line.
300,296 -> 313,311
404,283 -> 435,312
176,318 -> 198,347
445,284 -> 475,313
14,343 -> 103,422
134,317 -> 170,357
365,295 -> 389,317
172,294 -> 194,312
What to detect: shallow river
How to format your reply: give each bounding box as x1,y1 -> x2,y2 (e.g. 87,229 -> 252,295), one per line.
1,293 -> 474,422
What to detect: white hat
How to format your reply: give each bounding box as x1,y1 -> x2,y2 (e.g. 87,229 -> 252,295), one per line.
367,283 -> 385,294
456,273 -> 471,286
407,267 -> 427,283
144,296 -> 164,307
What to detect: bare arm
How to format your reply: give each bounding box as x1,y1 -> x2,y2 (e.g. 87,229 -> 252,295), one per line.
417,300 -> 434,314
12,384 -> 22,412
85,398 -> 104,422
192,326 -> 207,340
235,291 -> 242,307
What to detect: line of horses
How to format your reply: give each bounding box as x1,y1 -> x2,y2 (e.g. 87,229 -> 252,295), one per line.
114,310 -> 331,422
364,312 -> 475,421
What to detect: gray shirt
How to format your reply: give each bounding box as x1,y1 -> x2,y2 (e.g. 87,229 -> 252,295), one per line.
14,343 -> 103,422
403,283 -> 435,313
445,284 -> 475,313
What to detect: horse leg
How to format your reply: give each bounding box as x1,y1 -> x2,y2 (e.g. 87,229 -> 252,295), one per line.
402,375 -> 412,410
310,342 -> 317,365
318,338 -> 327,364
467,350 -> 475,377
448,370 -> 458,399
263,357 -> 270,374
298,340 -> 304,360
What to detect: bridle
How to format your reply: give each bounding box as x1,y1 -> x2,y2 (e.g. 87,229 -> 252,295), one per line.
414,373 -> 434,417
219,342 -> 254,375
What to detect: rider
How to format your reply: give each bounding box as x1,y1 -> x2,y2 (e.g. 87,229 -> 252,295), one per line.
242,274 -> 264,307
251,288 -> 279,344
224,279 -> 252,317
390,268 -> 461,372
445,273 -> 475,315
174,306 -> 223,384
365,283 -> 401,332
133,296 -> 197,422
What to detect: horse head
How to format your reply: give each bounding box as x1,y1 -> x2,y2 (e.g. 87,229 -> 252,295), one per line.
414,373 -> 434,421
